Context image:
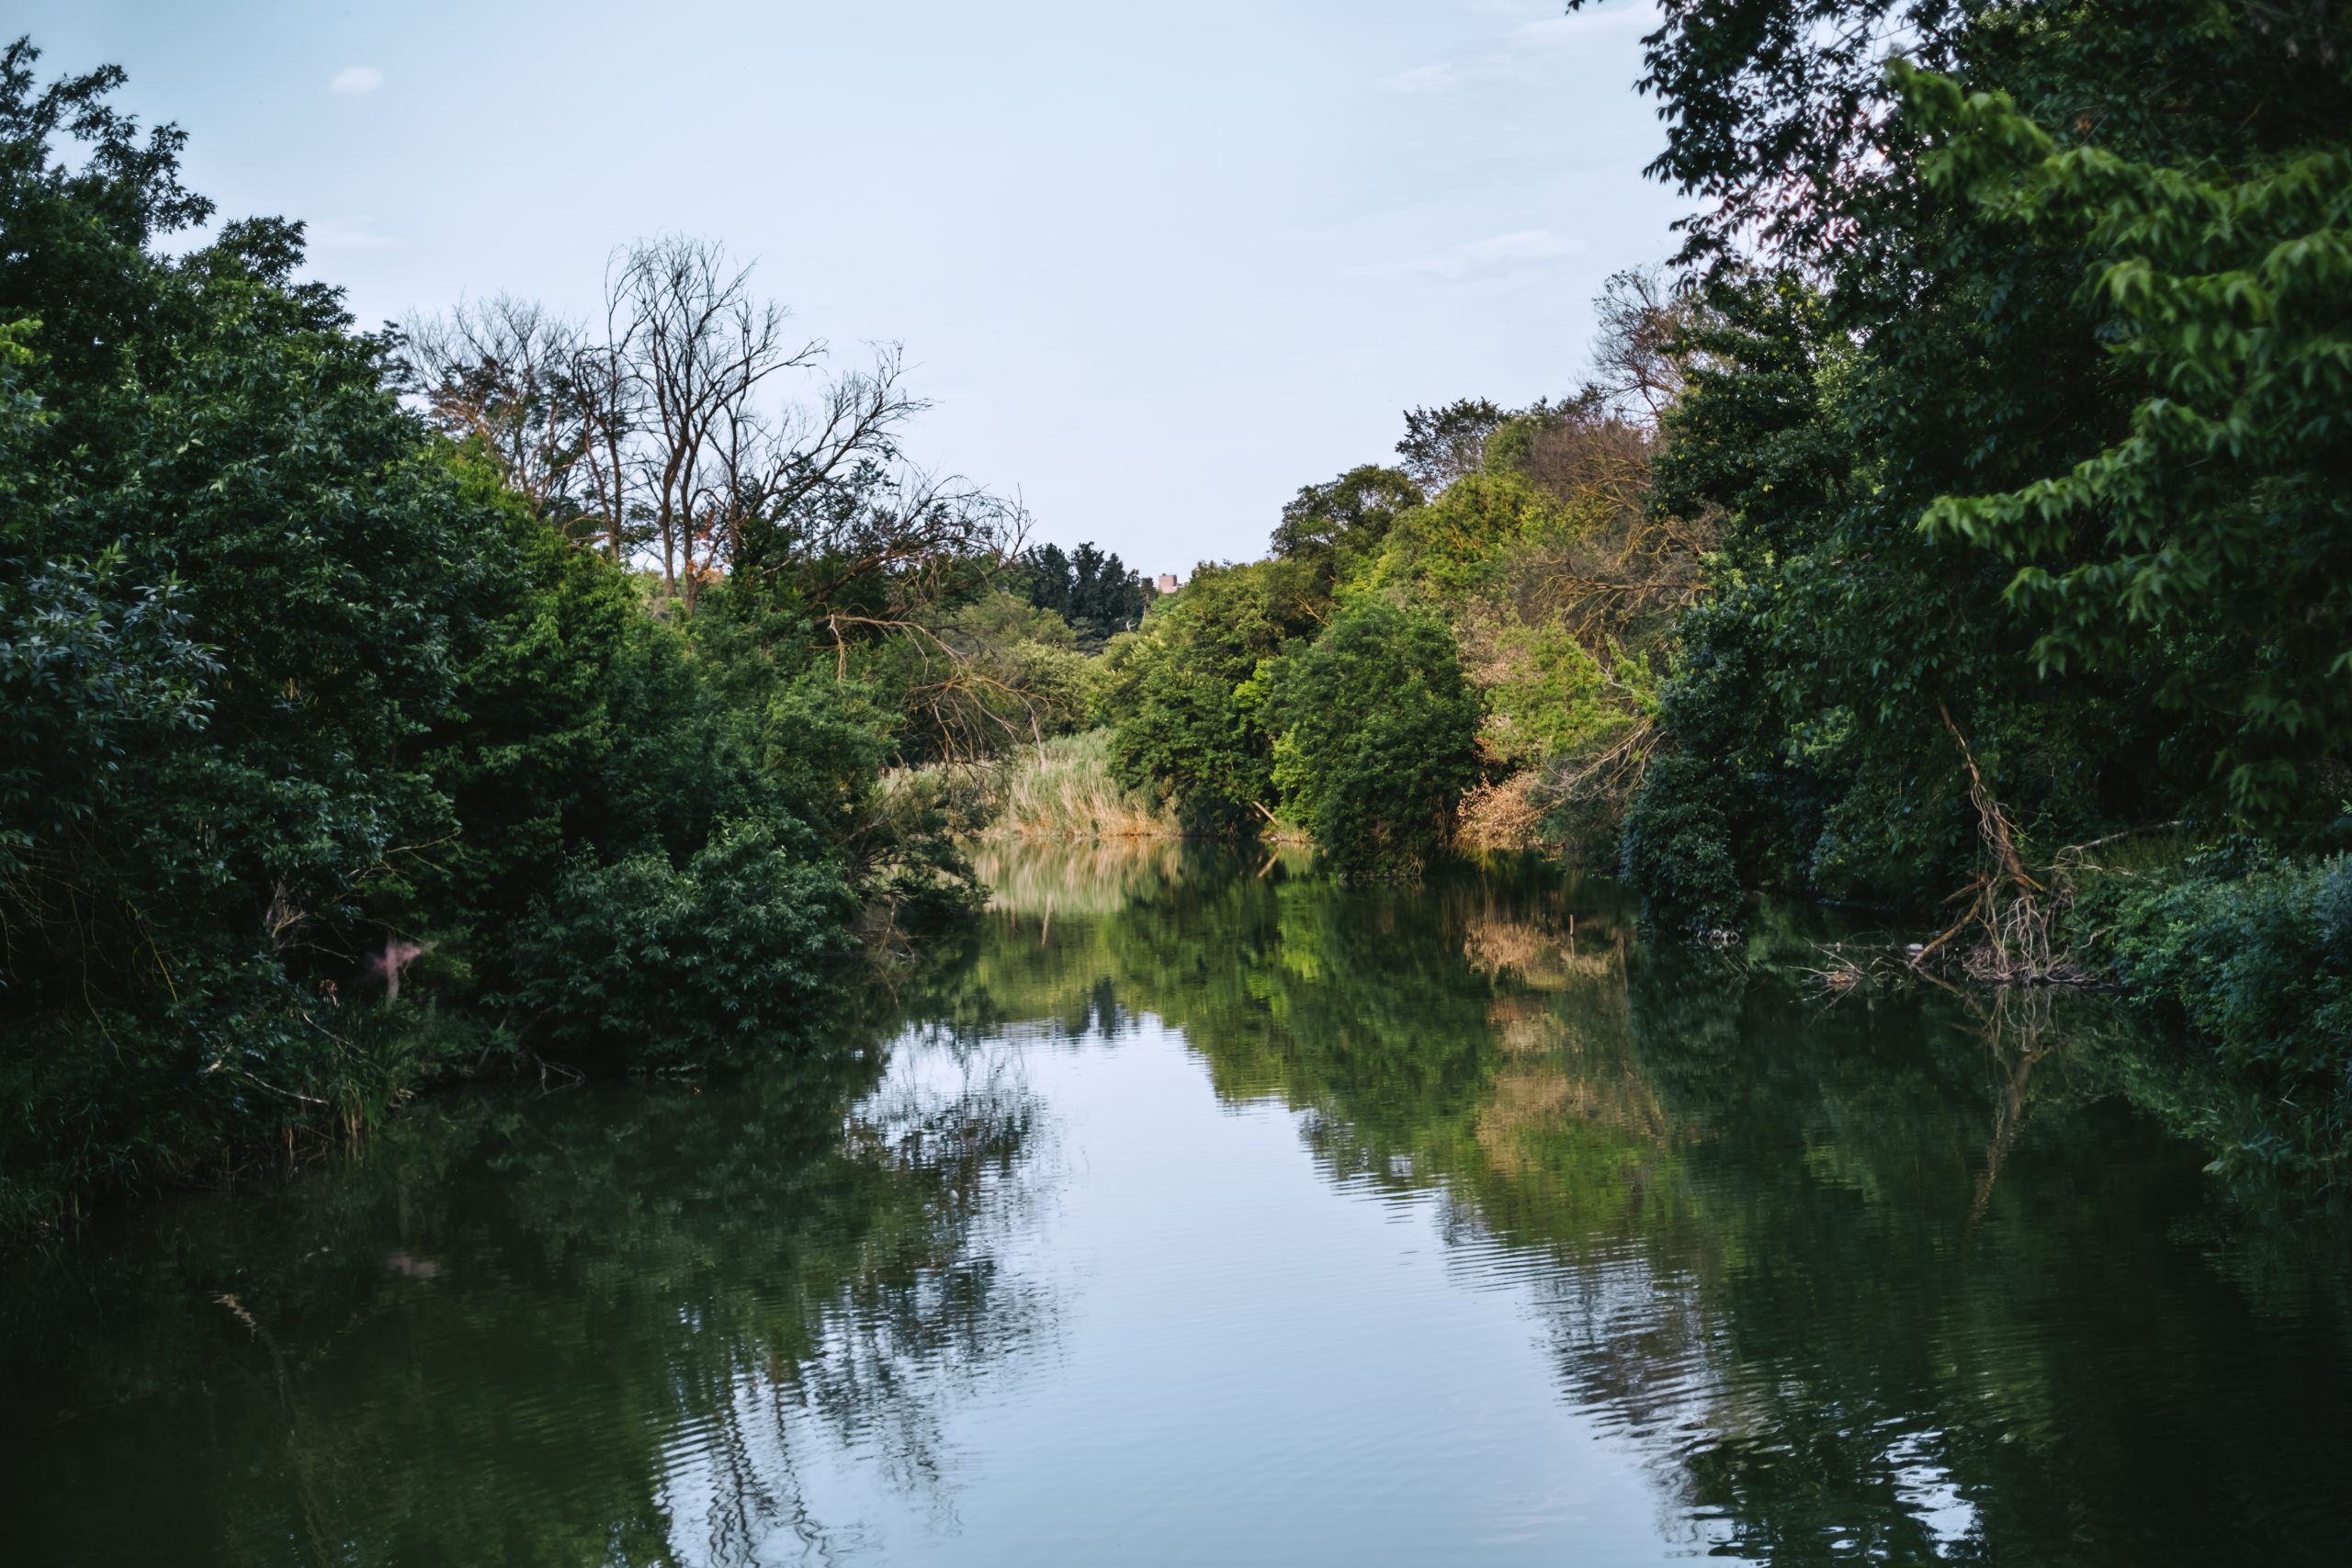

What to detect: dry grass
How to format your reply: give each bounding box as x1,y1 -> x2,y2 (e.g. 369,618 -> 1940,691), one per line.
981,730 -> 1180,840
1462,909 -> 1624,988
969,838 -> 1193,917
887,730 -> 1180,842
1456,773 -> 1546,852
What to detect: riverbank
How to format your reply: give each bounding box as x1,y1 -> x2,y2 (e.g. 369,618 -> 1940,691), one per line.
2061,847 -> 2351,1177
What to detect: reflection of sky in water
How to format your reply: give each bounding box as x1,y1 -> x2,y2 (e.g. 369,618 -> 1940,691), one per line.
652,1018 -> 1698,1566
648,1002 -> 2037,1565
1890,1436 -> 1979,1548
656,1041 -> 1068,1565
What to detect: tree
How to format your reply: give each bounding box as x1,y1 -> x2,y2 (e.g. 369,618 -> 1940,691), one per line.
405,294 -> 591,519
0,38 -> 212,465
404,236 -> 936,605
1264,597 -> 1485,879
1012,540 -> 1153,649
0,42 -> 910,1225
1101,558 -> 1325,833
1583,266 -> 1692,423
1598,0 -> 2351,929
1396,398 -> 1509,491
1269,465 -> 1422,592
1899,62 -> 2352,817
0,62 -> 502,1221
611,236 -> 815,606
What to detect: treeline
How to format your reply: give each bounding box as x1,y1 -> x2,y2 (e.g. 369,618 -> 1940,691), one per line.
1097,276 -> 1703,878
1102,0 -> 2349,1168
0,41 -> 1135,1229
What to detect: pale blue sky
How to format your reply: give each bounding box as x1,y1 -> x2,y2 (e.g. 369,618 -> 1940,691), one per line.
15,1 -> 1681,571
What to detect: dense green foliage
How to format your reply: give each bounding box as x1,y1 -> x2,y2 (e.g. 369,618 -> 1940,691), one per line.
1078,0 -> 2349,1160
1268,463 -> 1423,594
9,0 -> 2350,1224
510,819 -> 857,1067
1101,558 -> 1324,835
1586,0 -> 2351,1159
1263,599 -> 1482,877
1904,62 -> 2352,815
1612,0 -> 2351,927
0,42 -> 1009,1228
2066,847 -> 2352,1171
1102,382 -> 1688,874
1010,540 -> 1154,650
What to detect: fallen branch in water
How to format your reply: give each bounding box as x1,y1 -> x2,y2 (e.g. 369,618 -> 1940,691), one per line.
1910,708 -> 2092,986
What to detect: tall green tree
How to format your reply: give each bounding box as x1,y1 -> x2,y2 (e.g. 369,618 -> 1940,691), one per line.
1604,0 -> 2350,928
0,40 -> 889,1225
1100,558 -> 1326,834
1264,598 -> 1485,879
1901,62 -> 2352,815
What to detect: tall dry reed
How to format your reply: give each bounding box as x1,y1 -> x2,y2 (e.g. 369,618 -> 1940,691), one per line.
889,730 -> 1180,841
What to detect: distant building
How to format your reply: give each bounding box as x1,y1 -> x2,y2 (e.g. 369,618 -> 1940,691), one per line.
1155,572 -> 1182,594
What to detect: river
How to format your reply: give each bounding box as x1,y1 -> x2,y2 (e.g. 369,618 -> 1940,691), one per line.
5,843 -> 2347,1564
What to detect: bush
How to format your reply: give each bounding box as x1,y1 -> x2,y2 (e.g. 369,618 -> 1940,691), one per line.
1617,751 -> 1742,935
1102,558 -> 1325,834
512,819 -> 857,1067
2066,851 -> 2352,1170
1265,598 -> 1483,879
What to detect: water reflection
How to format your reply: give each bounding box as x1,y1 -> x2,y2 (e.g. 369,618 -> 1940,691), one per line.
655,1044 -> 1057,1564
0,1045 -> 1058,1566
4,843 -> 2348,1566
945,843 -> 2352,1565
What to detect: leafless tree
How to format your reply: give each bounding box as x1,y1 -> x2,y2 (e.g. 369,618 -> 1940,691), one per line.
406,235 -> 1001,615
404,295 -> 589,512
692,344 -> 934,593
595,236 -> 951,615
1585,266 -> 1694,425
571,286 -> 644,564
608,236 -> 820,607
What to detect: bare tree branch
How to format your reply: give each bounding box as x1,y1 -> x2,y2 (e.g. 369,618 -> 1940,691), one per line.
403,294 -> 589,513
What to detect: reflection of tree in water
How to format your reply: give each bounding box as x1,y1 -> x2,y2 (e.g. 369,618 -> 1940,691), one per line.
969,850 -> 2351,1567
659,1040 -> 1057,1566
0,1041 -> 1061,1568
1566,953 -> 2346,1566
15,852 -> 2348,1565
1961,987 -> 2060,1231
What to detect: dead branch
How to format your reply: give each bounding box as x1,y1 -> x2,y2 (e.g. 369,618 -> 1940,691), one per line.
1910,707 -> 2092,986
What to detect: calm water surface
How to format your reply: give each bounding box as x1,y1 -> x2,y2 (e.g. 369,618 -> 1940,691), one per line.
6,844 -> 2349,1565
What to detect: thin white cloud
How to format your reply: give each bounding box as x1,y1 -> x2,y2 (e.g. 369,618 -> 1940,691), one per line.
1509,10 -> 1654,51
1381,6 -> 1656,92
1369,229 -> 1587,281
309,216 -> 397,251
1380,62 -> 1467,94
331,66 -> 384,95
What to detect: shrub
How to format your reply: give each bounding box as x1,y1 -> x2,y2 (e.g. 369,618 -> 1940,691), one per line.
1102,559 -> 1325,834
1617,751 -> 1742,935
513,820 -> 856,1067
2070,850 -> 2352,1170
1265,598 -> 1483,879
